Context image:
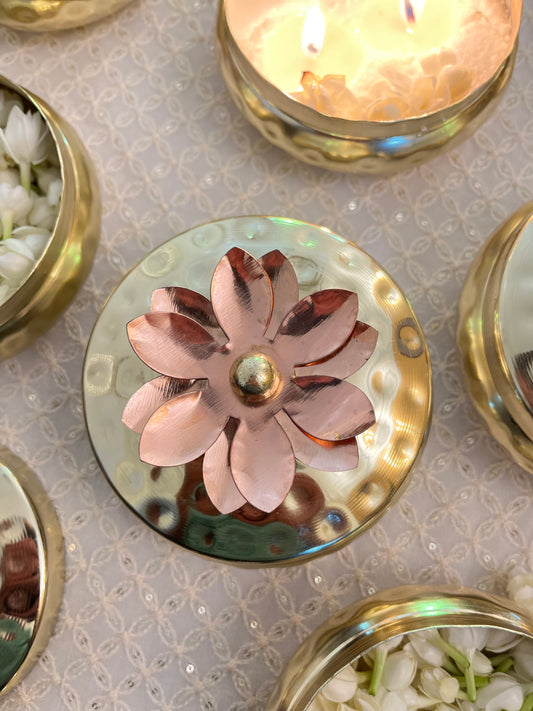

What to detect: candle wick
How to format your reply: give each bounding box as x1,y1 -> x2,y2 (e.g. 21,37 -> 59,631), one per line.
306,43 -> 321,56
403,0 -> 416,24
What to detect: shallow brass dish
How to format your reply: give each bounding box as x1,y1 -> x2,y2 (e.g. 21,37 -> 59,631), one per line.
0,76 -> 100,360
267,584 -> 533,710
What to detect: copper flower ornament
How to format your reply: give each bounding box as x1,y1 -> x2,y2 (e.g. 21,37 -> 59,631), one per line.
122,248 -> 378,514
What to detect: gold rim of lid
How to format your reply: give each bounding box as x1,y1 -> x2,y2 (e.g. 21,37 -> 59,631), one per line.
0,446 -> 64,699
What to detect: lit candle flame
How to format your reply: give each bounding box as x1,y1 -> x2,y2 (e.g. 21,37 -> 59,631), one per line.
301,5 -> 325,57
399,0 -> 426,25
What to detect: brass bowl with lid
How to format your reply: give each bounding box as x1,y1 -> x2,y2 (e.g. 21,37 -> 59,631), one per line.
0,446 -> 64,699
458,201 -> 533,473
266,584 -> 533,710
0,75 -> 100,360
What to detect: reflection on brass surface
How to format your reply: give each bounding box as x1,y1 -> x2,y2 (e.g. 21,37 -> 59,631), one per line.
266,585 -> 533,711
216,0 -> 521,174
0,0 -> 133,30
0,447 -> 64,699
0,76 -> 100,360
83,217 -> 432,565
458,201 -> 533,472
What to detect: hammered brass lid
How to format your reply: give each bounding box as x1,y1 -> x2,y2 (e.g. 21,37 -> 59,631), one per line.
83,216 -> 432,566
0,447 -> 64,699
458,201 -> 533,472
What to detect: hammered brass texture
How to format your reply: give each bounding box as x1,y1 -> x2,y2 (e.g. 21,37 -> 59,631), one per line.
267,584 -> 533,711
83,217 -> 432,566
0,76 -> 101,360
216,0 -> 522,174
0,0 -> 133,31
458,201 -> 533,473
0,446 -> 64,700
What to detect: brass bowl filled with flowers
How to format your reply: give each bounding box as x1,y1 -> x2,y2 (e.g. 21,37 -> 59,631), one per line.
267,584 -> 533,711
0,76 -> 100,360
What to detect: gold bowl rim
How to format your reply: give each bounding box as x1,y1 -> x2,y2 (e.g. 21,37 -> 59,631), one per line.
266,584 -> 533,711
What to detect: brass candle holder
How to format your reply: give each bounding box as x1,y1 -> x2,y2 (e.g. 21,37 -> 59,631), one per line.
267,585 -> 533,710
216,0 -> 522,174
0,76 -> 100,360
458,201 -> 533,474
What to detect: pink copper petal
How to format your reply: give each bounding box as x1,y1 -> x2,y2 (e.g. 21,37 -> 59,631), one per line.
122,376 -> 205,434
139,390 -> 227,467
295,322 -> 379,380
259,250 -> 300,338
210,247 -> 273,344
285,375 -> 375,441
127,312 -> 218,379
151,287 -> 223,340
276,410 -> 359,471
203,421 -> 247,514
275,290 -> 359,366
230,418 -> 295,513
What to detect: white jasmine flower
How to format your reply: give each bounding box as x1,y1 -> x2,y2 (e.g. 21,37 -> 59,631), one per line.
46,178 -> 62,207
381,651 -> 416,691
322,665 -> 359,703
0,239 -> 34,282
406,630 -> 447,667
442,627 -> 489,654
34,165 -> 61,194
0,105 -> 48,192
513,638 -> 533,679
484,628 -> 521,653
507,567 -> 533,616
12,226 -> 50,260
475,672 -> 524,711
0,183 -> 32,239
418,666 -> 460,704
375,688 -> 408,711
350,689 -> 381,711
28,196 -> 57,231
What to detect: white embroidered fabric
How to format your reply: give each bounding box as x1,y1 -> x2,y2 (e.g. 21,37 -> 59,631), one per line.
0,2 -> 532,709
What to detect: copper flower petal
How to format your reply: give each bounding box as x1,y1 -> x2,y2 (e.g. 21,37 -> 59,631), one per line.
296,322 -> 379,380
127,312 -> 219,379
203,421 -> 247,514
275,290 -> 359,366
139,391 -> 227,467
285,375 -> 375,441
259,250 -> 299,338
276,410 -> 359,472
151,287 -> 223,340
230,418 -> 295,513
211,247 -> 273,344
122,376 -> 205,434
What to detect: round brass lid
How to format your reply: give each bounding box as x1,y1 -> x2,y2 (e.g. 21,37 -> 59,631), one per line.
0,446 -> 64,699
83,217 -> 432,566
458,201 -> 533,472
